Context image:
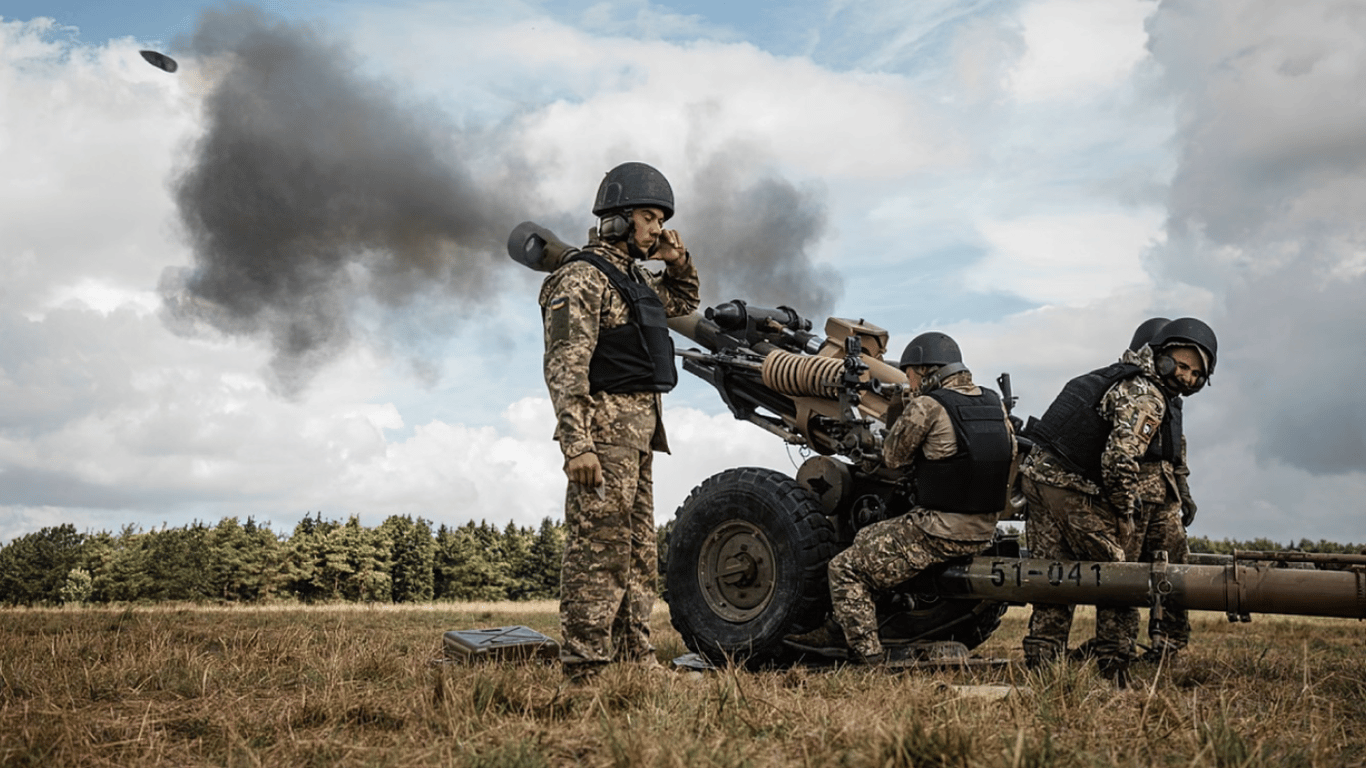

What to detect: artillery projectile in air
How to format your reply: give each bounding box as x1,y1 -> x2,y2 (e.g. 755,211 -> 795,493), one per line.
139,50 -> 178,73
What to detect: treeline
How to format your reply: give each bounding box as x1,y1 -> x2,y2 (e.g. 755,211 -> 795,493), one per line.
1189,536 -> 1363,555
1,515 -> 1356,608
0,514 -> 576,607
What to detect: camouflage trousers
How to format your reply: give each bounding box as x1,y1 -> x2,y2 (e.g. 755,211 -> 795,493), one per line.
1021,476 -> 1142,666
1140,498 -> 1190,651
559,444 -> 658,669
828,510 -> 992,658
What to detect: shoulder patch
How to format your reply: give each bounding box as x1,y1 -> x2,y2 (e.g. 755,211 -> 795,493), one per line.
1137,414 -> 1161,440
549,296 -> 570,342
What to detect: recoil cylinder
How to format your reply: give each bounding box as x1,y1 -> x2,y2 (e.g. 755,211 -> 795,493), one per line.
761,350 -> 843,399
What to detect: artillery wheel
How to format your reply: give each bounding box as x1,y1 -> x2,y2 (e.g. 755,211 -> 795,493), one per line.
665,467 -> 837,668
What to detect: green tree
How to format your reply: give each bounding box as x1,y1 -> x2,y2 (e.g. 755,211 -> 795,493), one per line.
92,525 -> 153,602
281,513 -> 338,602
656,517 -> 675,590
502,521 -> 536,600
60,568 -> 93,605
204,517 -> 284,602
283,515 -> 391,602
516,513 -> 565,598
0,524 -> 86,605
140,523 -> 214,601
521,517 -> 564,600
379,515 -> 435,603
434,521 -> 509,601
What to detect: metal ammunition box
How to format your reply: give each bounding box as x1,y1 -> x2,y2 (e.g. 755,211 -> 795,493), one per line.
442,625 -> 560,662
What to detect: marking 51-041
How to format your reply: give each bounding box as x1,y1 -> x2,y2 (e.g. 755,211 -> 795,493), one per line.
989,560 -> 1104,588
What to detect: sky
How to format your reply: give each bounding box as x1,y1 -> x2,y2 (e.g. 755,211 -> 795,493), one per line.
2,0 -> 1364,547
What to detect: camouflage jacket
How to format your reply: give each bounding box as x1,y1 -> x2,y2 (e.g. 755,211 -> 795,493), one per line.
1120,348 -> 1192,506
884,371 -> 1015,543
539,240 -> 700,459
1023,346 -> 1167,515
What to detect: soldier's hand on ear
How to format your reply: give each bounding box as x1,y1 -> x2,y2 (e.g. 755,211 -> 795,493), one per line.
565,452 -> 603,488
656,229 -> 686,265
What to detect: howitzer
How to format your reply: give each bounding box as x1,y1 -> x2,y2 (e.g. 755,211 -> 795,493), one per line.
662,299 -> 1038,666
502,224 -> 1365,668
660,296 -> 1366,668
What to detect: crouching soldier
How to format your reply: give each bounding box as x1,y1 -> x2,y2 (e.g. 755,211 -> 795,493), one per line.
1021,318 -> 1217,686
786,332 -> 1015,664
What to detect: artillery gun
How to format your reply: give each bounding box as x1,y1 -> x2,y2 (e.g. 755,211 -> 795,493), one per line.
506,222 -> 1366,669
662,299 -> 1029,666
663,300 -> 1366,668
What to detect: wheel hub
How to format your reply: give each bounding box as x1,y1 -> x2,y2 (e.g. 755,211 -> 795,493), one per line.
696,519 -> 776,622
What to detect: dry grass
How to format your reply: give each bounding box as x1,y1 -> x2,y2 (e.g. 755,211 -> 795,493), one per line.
1,602 -> 1363,767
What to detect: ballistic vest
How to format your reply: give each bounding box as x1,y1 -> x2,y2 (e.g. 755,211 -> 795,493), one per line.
1142,394 -> 1181,465
1029,362 -> 1170,484
568,250 -> 678,394
913,387 -> 1014,515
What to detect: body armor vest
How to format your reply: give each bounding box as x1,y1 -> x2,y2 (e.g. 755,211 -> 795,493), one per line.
1029,362 -> 1170,483
913,387 -> 1014,515
1142,394 -> 1181,464
569,250 -> 678,394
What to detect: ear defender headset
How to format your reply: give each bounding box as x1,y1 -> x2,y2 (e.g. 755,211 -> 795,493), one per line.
1155,349 -> 1207,394
1147,317 -> 1217,396
597,207 -> 633,242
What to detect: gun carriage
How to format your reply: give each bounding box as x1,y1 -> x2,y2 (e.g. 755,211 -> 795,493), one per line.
507,221 -> 1366,669
663,302 -> 1366,668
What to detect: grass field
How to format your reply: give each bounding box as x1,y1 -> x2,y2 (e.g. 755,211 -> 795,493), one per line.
1,601 -> 1363,767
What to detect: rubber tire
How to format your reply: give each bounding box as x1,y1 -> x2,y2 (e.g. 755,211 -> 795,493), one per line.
665,467 -> 837,668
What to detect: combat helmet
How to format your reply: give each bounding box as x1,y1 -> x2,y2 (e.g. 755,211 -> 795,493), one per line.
1150,317 -> 1218,393
899,332 -> 962,369
899,332 -> 969,392
593,162 -> 674,221
1128,317 -> 1171,352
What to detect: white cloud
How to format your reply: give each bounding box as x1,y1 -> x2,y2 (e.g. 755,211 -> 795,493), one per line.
1008,0 -> 1156,102
0,18 -> 197,315
969,209 -> 1162,306
3,0 -> 1363,554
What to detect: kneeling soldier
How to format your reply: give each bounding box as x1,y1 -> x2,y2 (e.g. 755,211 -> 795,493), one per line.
787,332 -> 1015,664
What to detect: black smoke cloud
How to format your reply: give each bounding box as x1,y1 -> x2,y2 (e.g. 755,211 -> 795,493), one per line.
162,6 -> 516,394
685,151 -> 838,317
1147,0 -> 1366,476
162,5 -> 836,394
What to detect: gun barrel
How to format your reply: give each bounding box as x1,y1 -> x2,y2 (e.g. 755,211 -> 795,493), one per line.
935,556 -> 1366,619
668,311 -> 720,351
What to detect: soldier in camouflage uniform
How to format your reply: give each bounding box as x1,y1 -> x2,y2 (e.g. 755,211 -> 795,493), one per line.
1131,320 -> 1207,661
1072,318 -> 1199,664
1021,318 -> 1216,685
538,163 -> 700,678
1101,318 -> 1197,661
786,332 -> 1015,663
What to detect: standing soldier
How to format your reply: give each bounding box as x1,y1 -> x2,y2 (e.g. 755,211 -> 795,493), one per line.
539,162 -> 700,680
786,332 -> 1016,664
1021,318 -> 1216,686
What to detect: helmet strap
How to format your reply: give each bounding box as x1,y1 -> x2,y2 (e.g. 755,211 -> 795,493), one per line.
920,362 -> 967,393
